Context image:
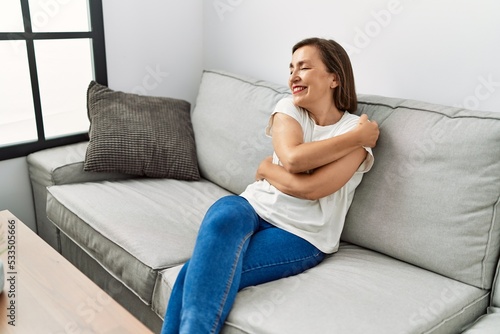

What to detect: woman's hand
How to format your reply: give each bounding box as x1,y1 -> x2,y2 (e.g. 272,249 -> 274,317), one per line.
355,114 -> 379,148
255,156 -> 274,181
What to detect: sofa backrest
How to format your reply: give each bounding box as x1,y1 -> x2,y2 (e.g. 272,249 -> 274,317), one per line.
192,70 -> 500,291
192,70 -> 289,194
342,95 -> 500,290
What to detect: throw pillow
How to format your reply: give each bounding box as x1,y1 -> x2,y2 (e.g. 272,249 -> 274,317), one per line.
84,81 -> 200,180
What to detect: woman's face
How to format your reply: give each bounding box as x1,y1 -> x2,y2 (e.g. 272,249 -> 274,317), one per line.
288,45 -> 337,111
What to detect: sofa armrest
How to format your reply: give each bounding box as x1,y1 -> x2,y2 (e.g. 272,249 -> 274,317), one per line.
462,307 -> 500,333
27,141 -> 134,186
27,141 -> 133,250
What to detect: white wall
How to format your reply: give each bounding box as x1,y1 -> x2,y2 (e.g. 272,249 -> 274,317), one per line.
0,158 -> 36,230
204,0 -> 500,112
103,0 -> 204,105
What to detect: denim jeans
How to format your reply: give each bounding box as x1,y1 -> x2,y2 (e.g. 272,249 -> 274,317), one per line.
161,195 -> 325,334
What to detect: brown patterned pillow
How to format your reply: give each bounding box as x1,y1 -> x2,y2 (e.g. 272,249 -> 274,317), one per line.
84,81 -> 200,180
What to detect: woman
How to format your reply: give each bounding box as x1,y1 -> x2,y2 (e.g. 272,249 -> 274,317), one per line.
161,37 -> 378,334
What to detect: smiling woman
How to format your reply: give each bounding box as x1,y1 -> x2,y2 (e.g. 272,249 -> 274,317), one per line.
0,0 -> 107,160
161,37 -> 379,334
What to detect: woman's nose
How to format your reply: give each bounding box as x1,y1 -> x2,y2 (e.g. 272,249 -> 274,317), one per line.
289,70 -> 299,83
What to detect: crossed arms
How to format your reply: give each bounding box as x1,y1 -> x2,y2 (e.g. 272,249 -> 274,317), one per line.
255,113 -> 379,200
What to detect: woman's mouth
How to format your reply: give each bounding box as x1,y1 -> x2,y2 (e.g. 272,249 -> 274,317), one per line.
293,86 -> 306,94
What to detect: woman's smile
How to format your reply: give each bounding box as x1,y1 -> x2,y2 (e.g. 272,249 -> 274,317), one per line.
292,85 -> 307,94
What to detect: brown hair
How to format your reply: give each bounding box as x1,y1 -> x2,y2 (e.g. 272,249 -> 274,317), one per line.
292,37 -> 357,113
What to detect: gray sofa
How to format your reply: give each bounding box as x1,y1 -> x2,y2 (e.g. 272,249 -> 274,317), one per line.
27,70 -> 500,333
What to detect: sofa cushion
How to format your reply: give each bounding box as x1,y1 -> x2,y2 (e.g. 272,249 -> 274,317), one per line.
191,70 -> 290,194
462,309 -> 500,334
46,178 -> 231,304
152,264 -> 183,319
85,81 -> 200,180
342,95 -> 500,289
154,244 -> 488,334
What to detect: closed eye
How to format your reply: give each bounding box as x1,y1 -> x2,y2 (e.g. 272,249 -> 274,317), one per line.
289,67 -> 310,75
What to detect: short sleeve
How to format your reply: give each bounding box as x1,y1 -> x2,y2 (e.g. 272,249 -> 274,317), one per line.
358,147 -> 374,173
339,113 -> 375,174
265,97 -> 305,137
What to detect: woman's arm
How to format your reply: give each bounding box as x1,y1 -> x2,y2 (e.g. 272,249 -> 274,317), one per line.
271,113 -> 378,174
256,147 -> 368,200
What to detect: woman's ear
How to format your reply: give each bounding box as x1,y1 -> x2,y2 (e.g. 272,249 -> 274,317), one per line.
330,76 -> 339,89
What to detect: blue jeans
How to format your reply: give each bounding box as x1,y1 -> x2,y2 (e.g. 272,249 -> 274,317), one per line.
160,195 -> 325,334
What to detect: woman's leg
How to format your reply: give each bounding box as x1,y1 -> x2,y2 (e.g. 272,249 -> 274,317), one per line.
161,195 -> 325,334
160,260 -> 189,333
162,195 -> 261,334
238,221 -> 325,290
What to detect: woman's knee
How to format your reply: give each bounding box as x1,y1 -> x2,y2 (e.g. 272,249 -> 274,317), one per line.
200,196 -> 258,236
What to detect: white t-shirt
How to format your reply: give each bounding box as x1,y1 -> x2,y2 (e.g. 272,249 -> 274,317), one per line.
240,97 -> 374,254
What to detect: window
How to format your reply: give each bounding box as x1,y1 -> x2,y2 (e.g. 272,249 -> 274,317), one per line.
0,0 -> 107,160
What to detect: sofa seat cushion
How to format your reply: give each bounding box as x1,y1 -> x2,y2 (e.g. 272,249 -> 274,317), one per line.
46,178 -> 231,304
154,244 -> 489,334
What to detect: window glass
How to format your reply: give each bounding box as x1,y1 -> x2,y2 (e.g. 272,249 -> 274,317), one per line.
0,41 -> 37,147
35,38 -> 94,138
29,0 -> 90,33
0,0 -> 25,32
0,0 -> 105,160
